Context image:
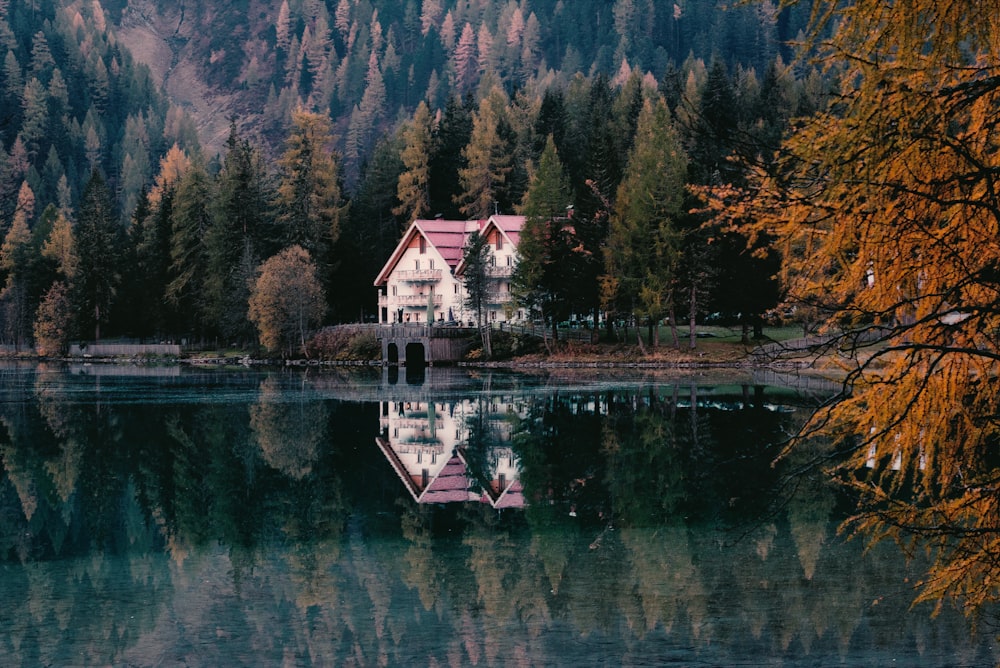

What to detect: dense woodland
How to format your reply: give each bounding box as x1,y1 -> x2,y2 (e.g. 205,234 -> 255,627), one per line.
3,0 -> 1000,624
0,0 -> 824,353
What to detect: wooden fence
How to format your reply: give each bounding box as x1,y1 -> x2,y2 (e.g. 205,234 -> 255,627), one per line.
493,322 -> 597,343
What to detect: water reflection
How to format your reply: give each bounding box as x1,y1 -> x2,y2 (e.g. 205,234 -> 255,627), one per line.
0,364 -> 995,666
376,397 -> 524,507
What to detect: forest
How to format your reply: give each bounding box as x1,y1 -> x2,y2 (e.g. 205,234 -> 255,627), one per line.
3,0 -> 1000,623
0,0 -> 821,353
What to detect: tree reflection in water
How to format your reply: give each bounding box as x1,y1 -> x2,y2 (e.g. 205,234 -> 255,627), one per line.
0,365 -> 995,666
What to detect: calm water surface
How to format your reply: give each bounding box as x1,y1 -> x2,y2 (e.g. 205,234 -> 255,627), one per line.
0,363 -> 995,666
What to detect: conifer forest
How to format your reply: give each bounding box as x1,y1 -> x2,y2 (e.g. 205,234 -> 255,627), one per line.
0,0 -> 814,351
3,0 -> 1000,630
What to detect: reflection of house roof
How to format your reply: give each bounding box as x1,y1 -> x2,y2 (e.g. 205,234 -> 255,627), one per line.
489,479 -> 524,509
375,436 -> 524,509
374,215 -> 526,286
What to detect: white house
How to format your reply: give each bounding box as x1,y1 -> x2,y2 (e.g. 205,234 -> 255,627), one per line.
373,215 -> 526,325
375,397 -> 525,508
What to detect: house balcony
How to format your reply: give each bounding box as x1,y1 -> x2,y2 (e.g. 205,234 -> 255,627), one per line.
396,269 -> 443,282
379,294 -> 444,307
486,265 -> 514,277
489,291 -> 514,304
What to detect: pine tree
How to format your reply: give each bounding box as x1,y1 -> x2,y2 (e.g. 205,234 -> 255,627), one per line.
750,0 -> 1000,614
0,182 -> 36,348
462,230 -> 494,356
429,94 -> 474,218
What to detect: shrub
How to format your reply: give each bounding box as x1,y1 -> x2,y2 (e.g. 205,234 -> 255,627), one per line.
307,326 -> 380,361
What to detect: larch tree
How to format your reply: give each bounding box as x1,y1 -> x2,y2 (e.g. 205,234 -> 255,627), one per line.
394,100 -> 434,223
456,85 -> 511,219
755,0 -> 1000,615
248,245 -> 327,357
166,160 -> 214,338
274,108 -> 345,282
0,181 -> 36,348
603,96 -> 687,349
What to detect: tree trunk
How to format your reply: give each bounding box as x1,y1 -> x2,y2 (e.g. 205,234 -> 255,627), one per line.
688,284 -> 697,350
668,306 -> 679,348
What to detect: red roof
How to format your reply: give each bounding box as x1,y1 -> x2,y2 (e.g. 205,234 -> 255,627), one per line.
374,215 -> 525,286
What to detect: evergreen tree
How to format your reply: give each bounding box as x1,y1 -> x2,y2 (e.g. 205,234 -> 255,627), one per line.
0,181 -> 36,347
513,136 -> 575,340
428,94 -> 474,218
603,97 -> 687,348
75,169 -> 120,341
205,125 -> 273,343
461,229 -> 493,356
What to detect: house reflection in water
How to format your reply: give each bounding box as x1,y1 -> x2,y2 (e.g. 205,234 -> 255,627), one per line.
376,399 -> 525,508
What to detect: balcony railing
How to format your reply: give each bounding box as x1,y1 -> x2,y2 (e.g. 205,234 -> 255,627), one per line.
488,291 -> 514,304
486,265 -> 514,277
396,269 -> 443,282
392,294 -> 443,306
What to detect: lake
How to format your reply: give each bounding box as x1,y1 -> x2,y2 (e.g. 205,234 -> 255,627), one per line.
0,362 -> 995,666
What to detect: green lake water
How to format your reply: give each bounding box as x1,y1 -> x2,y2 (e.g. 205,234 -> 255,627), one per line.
0,363 -> 995,666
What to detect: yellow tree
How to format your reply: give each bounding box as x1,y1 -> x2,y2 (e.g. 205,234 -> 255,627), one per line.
760,0 -> 1000,615
248,245 -> 327,357
456,85 -> 511,219
393,100 -> 433,223
275,108 -> 344,280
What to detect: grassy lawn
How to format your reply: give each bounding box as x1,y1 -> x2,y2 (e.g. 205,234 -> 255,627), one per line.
600,324 -> 804,347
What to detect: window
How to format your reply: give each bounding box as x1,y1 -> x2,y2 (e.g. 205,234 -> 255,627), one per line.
454,283 -> 460,294
429,259 -> 435,270
419,236 -> 426,254
415,259 -> 420,270
496,233 -> 503,250
391,285 -> 397,296
506,255 -> 512,266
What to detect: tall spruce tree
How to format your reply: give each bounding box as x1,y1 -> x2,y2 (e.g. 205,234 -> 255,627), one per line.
603,96 -> 687,348
205,126 -> 273,342
75,169 -> 119,341
513,135 -> 575,340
